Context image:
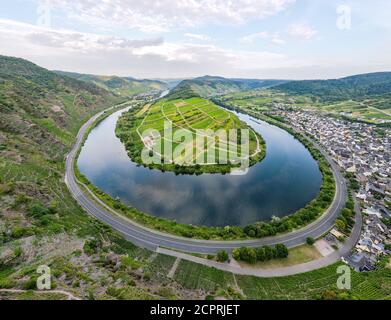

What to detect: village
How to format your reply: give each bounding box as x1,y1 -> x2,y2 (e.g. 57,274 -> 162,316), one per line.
270,106 -> 391,271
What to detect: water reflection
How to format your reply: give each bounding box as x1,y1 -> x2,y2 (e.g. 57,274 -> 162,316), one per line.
78,108 -> 322,227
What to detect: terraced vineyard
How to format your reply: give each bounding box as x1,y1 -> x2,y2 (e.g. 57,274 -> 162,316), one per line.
174,260 -> 391,300
116,97 -> 265,174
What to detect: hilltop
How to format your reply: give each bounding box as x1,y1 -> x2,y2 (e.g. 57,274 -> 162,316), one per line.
55,70 -> 168,97
274,72 -> 391,102
167,76 -> 287,99
0,56 -> 121,148
116,89 -> 266,174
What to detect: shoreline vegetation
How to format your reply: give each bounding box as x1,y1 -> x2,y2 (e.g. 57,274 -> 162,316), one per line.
115,97 -> 266,175
74,99 -> 337,241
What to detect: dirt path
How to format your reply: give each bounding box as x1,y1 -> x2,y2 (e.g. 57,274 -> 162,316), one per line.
0,289 -> 81,300
168,257 -> 181,278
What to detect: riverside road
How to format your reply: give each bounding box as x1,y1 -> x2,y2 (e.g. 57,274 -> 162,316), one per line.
65,103 -> 348,254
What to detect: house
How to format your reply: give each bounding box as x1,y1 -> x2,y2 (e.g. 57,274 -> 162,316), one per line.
363,207 -> 383,219
345,253 -> 374,272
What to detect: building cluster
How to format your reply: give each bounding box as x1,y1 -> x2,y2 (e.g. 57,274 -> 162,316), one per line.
271,107 -> 391,271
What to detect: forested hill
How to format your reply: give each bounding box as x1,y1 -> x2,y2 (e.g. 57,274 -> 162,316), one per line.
274,72 -> 391,102
55,70 -> 168,97
167,76 -> 287,98
0,55 -> 120,160
164,81 -> 201,100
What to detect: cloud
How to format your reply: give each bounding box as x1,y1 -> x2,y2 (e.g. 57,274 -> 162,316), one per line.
240,31 -> 285,45
239,32 -> 269,44
288,23 -> 317,40
271,36 -> 286,45
184,33 -> 211,41
0,19 -> 163,53
0,19 -> 313,79
50,0 -> 296,32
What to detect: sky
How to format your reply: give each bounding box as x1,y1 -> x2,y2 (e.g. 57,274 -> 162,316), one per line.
0,0 -> 390,79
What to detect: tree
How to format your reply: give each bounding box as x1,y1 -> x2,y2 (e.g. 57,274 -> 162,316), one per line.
336,219 -> 346,231
245,248 -> 257,264
306,237 -> 315,246
232,248 -> 241,261
263,246 -> 275,261
341,208 -> 353,219
255,247 -> 266,261
234,247 -> 257,264
217,250 -> 229,262
243,225 -> 257,237
275,244 -> 289,259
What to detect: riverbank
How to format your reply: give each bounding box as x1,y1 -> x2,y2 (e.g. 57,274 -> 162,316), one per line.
71,102 -> 340,242
115,97 -> 266,175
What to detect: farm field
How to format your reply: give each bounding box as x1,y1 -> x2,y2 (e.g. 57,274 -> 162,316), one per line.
174,259 -> 391,300
215,89 -> 314,113
116,97 -> 265,174
310,100 -> 391,124
218,89 -> 391,125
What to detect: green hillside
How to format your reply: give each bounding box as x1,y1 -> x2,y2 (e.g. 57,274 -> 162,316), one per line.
275,72 -> 391,102
1,55 -> 390,300
55,70 -> 168,97
0,56 -> 131,294
0,56 -> 121,148
172,76 -> 286,98
116,94 -> 265,174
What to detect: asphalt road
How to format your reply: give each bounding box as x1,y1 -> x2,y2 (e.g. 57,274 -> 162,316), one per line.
65,104 -> 348,254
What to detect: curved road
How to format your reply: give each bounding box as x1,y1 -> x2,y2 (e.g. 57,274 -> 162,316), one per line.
65,103 -> 348,254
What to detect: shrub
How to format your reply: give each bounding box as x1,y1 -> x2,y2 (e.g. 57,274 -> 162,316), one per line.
275,244 -> 288,258
233,244 -> 289,263
232,248 -> 241,261
216,250 -> 229,262
0,278 -> 17,289
83,238 -> 102,255
13,246 -> 23,259
243,248 -> 257,264
11,226 -> 33,239
255,247 -> 266,261
28,203 -> 50,218
263,246 -> 275,260
121,255 -> 141,270
23,276 -> 38,290
306,237 -> 315,246
336,219 -> 346,231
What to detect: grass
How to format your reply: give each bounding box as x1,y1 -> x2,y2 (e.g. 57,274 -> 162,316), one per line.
237,245 -> 322,269
116,96 -> 266,174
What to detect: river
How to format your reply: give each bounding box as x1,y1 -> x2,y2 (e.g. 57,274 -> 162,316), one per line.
77,105 -> 322,227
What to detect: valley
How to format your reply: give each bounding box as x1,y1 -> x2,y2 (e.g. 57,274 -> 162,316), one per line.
0,55 -> 390,301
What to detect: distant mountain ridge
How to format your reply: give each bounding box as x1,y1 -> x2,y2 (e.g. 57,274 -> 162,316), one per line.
0,55 -> 119,160
0,56 -> 105,95
54,70 -> 168,97
165,75 -> 287,99
274,72 -> 391,102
